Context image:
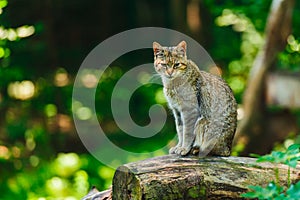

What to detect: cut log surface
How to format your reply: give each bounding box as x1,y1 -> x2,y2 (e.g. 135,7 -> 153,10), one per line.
112,155 -> 300,200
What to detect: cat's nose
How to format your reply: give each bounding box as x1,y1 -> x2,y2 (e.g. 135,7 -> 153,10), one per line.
166,68 -> 174,76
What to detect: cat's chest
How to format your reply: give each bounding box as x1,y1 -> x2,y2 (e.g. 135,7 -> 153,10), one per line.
163,85 -> 196,108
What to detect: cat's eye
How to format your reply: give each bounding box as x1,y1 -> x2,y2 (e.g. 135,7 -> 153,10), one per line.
173,63 -> 181,69
156,52 -> 164,57
161,63 -> 167,68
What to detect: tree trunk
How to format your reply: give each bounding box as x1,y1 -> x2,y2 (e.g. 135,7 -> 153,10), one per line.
236,0 -> 295,155
111,155 -> 300,200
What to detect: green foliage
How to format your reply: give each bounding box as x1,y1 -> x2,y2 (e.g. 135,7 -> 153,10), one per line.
0,0 -> 7,9
256,144 -> 300,168
203,0 -> 272,102
242,144 -> 300,200
242,181 -> 300,200
1,152 -> 115,199
285,181 -> 300,199
241,182 -> 284,199
1,0 -> 300,199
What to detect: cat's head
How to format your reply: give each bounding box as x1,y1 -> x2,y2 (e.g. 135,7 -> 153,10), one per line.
153,41 -> 188,80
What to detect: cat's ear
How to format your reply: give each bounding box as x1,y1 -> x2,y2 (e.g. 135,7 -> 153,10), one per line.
153,42 -> 162,54
177,41 -> 186,50
176,41 -> 187,55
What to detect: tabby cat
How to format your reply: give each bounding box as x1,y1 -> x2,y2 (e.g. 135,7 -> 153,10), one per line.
153,41 -> 237,157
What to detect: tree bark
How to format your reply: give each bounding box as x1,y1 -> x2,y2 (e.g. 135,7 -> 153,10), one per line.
112,155 -> 300,200
236,0 -> 295,155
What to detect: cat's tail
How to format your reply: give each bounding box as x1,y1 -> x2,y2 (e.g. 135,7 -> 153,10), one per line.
192,135 -> 220,157
192,116 -> 233,157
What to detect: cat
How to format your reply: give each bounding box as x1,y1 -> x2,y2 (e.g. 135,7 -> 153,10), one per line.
153,41 -> 237,157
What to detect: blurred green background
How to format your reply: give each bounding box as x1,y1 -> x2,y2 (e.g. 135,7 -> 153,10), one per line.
0,0 -> 299,199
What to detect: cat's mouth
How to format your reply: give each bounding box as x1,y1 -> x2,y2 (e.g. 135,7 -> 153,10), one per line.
165,74 -> 174,79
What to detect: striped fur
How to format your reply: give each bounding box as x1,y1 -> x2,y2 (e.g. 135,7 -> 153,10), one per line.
153,41 -> 237,157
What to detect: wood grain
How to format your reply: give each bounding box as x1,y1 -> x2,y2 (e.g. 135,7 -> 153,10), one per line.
112,155 -> 300,200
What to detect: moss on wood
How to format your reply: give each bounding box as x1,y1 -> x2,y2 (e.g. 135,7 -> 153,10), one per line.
112,155 -> 300,199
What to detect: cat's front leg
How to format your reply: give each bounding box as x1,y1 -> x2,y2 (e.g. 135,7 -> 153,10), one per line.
175,108 -> 198,156
169,108 -> 183,154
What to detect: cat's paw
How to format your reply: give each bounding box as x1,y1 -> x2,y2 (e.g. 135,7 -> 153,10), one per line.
175,147 -> 191,156
191,146 -> 200,155
169,146 -> 179,154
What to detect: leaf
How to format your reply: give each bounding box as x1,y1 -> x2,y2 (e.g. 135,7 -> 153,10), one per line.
250,153 -> 261,158
241,191 -> 259,198
286,149 -> 300,159
285,159 -> 298,169
286,181 -> 300,199
271,151 -> 286,163
257,154 -> 274,163
287,144 -> 300,151
274,194 -> 287,200
241,182 -> 283,199
257,144 -> 300,167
